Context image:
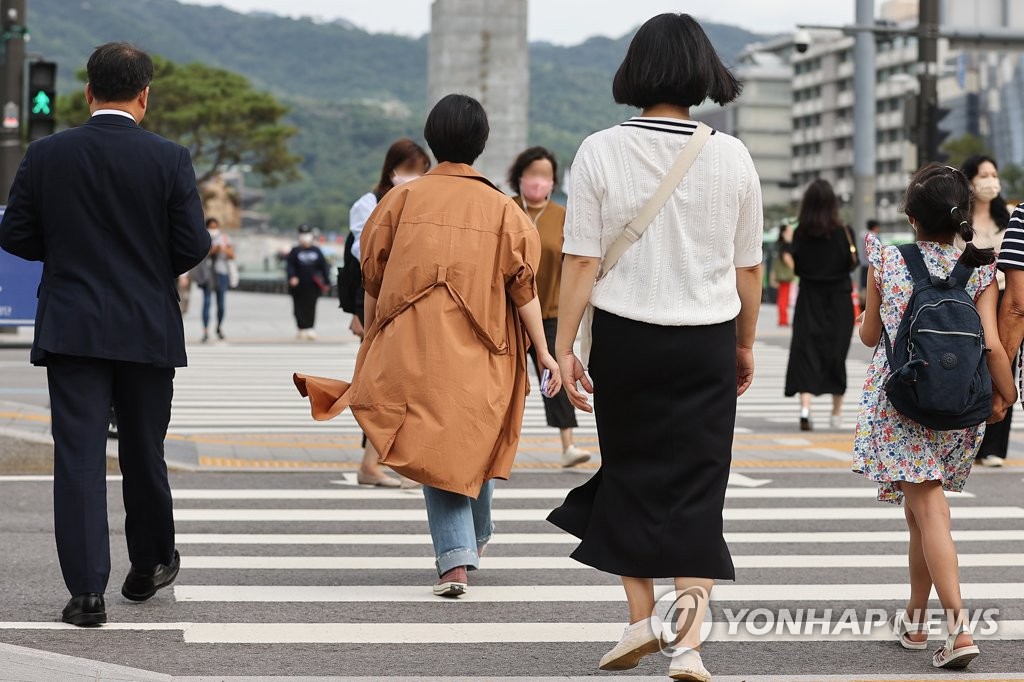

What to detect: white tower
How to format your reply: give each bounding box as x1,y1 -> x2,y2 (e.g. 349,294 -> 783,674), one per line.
428,0 -> 529,192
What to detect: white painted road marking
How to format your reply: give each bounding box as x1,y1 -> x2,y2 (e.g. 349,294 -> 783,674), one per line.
170,506 -> 1023,522
0,621 -> 1021,644
178,553 -> 1024,570
172,529 -> 1024,545
172,583 -> 1024,603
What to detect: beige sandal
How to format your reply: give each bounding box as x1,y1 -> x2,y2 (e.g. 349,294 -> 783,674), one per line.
890,611 -> 928,650
932,627 -> 980,669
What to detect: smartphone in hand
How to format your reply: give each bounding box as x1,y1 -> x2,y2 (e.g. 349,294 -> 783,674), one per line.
541,369 -> 553,398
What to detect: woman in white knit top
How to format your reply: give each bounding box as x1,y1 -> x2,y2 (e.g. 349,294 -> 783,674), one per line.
546,13 -> 764,681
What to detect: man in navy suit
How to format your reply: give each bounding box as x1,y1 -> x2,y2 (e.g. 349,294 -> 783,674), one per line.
0,43 -> 210,626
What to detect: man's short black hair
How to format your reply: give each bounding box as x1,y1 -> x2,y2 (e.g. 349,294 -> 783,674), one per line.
205,217 -> 220,228
423,94 -> 489,165
87,42 -> 154,103
612,13 -> 741,110
866,219 -> 881,231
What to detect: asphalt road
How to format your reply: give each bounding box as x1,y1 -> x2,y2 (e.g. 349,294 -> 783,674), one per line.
0,469 -> 1021,678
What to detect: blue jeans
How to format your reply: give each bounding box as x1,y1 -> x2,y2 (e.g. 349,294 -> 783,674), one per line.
422,480 -> 494,576
201,273 -> 229,330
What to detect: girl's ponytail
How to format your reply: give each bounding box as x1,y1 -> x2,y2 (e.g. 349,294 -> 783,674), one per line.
952,205 -> 996,268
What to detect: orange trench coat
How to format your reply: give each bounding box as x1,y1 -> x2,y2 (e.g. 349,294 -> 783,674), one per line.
294,163 -> 541,497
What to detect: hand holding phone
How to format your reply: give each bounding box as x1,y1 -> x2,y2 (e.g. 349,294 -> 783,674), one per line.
541,368 -> 554,398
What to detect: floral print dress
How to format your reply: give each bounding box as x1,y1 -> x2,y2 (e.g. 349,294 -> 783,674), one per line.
853,234 -> 997,504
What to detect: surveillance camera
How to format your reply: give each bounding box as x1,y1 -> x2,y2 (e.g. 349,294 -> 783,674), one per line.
794,28 -> 811,54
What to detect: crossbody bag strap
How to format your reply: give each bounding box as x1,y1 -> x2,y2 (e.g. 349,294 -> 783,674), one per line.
597,121 -> 712,280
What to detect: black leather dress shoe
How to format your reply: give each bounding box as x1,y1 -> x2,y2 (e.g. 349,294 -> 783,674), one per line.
121,549 -> 181,602
62,593 -> 106,627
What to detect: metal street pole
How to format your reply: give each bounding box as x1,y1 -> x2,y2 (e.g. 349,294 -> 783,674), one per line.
916,0 -> 940,168
852,0 -> 877,239
0,0 -> 26,198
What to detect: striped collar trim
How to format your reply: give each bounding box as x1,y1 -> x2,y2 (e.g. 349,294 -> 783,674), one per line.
620,117 -> 714,135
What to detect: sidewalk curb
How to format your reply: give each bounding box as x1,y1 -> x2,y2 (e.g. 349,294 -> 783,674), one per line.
0,641 -> 170,681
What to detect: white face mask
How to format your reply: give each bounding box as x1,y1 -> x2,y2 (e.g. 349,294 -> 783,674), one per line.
299,234 -> 314,247
208,229 -> 221,239
973,177 -> 1001,202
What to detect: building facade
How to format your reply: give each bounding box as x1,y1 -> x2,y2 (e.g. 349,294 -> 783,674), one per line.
695,41 -> 794,210
427,0 -> 529,191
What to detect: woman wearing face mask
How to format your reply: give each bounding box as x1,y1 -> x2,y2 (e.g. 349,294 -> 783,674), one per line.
961,155 -> 1013,467
348,138 -> 431,487
286,224 -> 331,341
508,147 -> 590,468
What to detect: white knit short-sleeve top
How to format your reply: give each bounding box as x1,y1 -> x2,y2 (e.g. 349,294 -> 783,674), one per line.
564,117 -> 764,326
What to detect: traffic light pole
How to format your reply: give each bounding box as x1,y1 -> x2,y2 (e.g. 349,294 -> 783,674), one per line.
0,0 -> 26,199
916,0 -> 941,168
852,0 -> 877,246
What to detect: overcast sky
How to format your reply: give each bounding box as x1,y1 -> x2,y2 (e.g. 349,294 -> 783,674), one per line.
181,0 -> 872,45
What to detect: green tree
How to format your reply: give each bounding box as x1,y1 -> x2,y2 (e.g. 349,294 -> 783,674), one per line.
940,133 -> 993,170
998,162 -> 1024,205
57,56 -> 300,187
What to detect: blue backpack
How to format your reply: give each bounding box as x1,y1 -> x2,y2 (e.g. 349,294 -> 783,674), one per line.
881,244 -> 992,431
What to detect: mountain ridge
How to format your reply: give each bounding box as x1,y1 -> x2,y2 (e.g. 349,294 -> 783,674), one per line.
35,0 -> 767,228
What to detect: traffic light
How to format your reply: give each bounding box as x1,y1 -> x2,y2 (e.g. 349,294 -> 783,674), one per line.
27,61 -> 57,142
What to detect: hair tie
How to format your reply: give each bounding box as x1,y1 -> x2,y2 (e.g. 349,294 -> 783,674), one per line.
951,206 -> 973,241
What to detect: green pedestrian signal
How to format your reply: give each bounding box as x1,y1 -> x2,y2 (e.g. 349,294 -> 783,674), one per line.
31,90 -> 52,116
28,61 -> 58,141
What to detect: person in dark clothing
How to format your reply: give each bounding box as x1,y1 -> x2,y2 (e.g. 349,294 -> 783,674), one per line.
0,43 -> 210,627
287,224 -> 331,340
784,179 -> 858,431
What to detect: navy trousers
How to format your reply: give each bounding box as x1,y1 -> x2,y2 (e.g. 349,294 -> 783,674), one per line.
46,355 -> 176,596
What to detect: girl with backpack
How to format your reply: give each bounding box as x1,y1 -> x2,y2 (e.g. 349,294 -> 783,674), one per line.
855,163 -> 1016,670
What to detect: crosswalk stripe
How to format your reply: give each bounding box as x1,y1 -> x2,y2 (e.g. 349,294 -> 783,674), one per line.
178,553 -> 1024,570
2,620 -> 1021,644
170,487 -> 975,500
171,342 -> 601,436
171,506 -> 1024,522
172,583 -> 1024,603
172,529 -> 1024,545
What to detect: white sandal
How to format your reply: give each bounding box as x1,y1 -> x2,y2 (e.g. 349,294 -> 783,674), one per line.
890,611 -> 928,650
932,626 -> 980,669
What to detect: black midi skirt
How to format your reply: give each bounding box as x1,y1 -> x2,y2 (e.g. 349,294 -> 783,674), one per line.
784,281 -> 854,397
547,309 -> 737,580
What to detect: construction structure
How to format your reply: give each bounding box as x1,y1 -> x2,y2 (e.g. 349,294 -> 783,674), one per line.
428,0 -> 529,191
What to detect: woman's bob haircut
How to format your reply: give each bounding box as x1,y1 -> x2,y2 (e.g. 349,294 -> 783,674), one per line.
612,13 -> 742,110
424,93 -> 490,165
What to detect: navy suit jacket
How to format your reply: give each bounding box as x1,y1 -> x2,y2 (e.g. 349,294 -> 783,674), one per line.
0,114 -> 211,367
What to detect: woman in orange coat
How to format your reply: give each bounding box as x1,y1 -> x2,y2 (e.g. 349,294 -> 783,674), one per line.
295,94 -> 561,597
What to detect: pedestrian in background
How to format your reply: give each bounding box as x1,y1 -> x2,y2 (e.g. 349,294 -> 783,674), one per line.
784,179 -> 857,431
348,138 -> 431,487
508,146 -> 590,468
771,222 -> 795,327
855,163 -> 1014,670
287,224 -> 331,341
960,155 -> 1013,467
295,94 -> 560,598
546,14 -> 762,681
192,217 -> 235,343
0,42 -> 210,627
858,219 -> 882,306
